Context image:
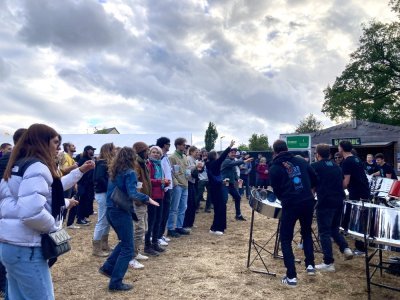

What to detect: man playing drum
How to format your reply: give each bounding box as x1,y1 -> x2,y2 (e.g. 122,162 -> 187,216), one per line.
312,144 -> 354,272
269,140 -> 318,287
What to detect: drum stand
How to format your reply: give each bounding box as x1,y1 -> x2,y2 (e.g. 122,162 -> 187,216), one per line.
246,209 -> 301,277
362,201 -> 400,297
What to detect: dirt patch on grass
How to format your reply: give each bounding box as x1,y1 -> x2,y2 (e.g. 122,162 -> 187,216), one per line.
52,200 -> 399,299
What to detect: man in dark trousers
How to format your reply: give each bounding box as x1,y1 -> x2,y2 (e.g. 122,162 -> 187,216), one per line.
0,128 -> 27,298
220,148 -> 253,221
312,144 -> 354,272
339,140 -> 370,256
269,140 -> 317,287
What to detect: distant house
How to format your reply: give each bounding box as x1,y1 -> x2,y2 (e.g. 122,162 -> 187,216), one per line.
94,127 -> 120,134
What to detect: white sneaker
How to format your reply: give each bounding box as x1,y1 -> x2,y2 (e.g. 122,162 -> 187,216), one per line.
162,236 -> 171,242
67,225 -> 81,229
158,238 -> 168,246
209,230 -> 224,236
129,259 -> 144,269
306,265 -> 316,276
343,248 -> 354,260
315,263 -> 335,272
135,253 -> 149,261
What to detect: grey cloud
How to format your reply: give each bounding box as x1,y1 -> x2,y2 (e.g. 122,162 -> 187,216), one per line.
18,0 -> 128,53
0,58 -> 11,81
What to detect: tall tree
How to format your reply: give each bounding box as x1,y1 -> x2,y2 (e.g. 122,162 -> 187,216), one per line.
295,114 -> 324,133
248,134 -> 271,151
322,2 -> 400,126
238,144 -> 249,151
204,122 -> 218,151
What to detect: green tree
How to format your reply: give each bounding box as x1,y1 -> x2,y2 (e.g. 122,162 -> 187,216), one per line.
322,3 -> 400,125
295,114 -> 323,133
238,144 -> 249,151
204,122 -> 218,151
248,134 -> 271,151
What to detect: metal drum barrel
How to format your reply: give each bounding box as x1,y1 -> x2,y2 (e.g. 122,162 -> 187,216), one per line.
249,188 -> 282,219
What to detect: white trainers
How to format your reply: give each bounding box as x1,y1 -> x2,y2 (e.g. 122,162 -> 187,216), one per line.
162,236 -> 171,242
343,248 -> 354,260
135,253 -> 149,261
129,259 -> 144,269
306,265 -> 316,276
209,230 -> 224,236
158,238 -> 168,246
67,225 -> 81,229
315,263 -> 335,272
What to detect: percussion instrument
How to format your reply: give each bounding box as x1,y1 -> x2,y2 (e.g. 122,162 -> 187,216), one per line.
342,200 -> 400,250
249,188 -> 282,219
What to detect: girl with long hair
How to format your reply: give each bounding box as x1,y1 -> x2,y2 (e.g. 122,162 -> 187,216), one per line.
0,124 -> 94,300
99,147 -> 158,292
92,143 -> 116,257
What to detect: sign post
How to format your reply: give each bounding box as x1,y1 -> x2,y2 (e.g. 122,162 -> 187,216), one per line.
279,134 -> 312,161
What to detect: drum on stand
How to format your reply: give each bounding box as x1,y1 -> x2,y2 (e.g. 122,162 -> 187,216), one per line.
341,200 -> 375,240
249,188 -> 282,219
369,205 -> 400,251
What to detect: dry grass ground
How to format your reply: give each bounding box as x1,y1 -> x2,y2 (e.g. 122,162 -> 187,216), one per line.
52,199 -> 399,300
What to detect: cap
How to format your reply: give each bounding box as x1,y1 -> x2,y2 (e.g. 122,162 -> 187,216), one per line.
241,151 -> 247,155
84,145 -> 96,152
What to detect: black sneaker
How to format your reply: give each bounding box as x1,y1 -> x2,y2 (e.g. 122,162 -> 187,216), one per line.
152,243 -> 165,253
175,228 -> 190,235
77,219 -> 90,226
99,266 -> 112,278
235,215 -> 246,221
144,245 -> 160,256
167,230 -> 181,238
109,283 -> 133,292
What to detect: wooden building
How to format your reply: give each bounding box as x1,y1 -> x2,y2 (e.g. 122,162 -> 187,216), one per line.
311,120 -> 400,174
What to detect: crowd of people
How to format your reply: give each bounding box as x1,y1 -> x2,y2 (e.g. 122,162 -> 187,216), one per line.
0,124 -> 258,298
0,124 -> 397,297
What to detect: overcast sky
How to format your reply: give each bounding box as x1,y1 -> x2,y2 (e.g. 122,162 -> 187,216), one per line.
0,0 -> 397,149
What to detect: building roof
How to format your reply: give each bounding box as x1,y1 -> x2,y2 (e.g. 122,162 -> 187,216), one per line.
94,127 -> 120,134
311,120 -> 400,137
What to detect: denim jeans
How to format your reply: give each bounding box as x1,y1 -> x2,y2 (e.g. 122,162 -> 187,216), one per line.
0,243 -> 54,300
167,185 -> 188,230
102,207 -> 134,289
158,190 -> 171,239
222,183 -> 242,217
316,206 -> 349,264
280,200 -> 315,279
239,174 -> 250,198
93,193 -> 111,241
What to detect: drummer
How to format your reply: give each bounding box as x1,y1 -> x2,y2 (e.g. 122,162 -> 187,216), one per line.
312,144 -> 354,272
269,140 -> 317,287
339,140 -> 370,256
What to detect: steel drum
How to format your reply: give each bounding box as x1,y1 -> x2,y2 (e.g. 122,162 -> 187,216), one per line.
249,188 -> 282,219
341,200 -> 375,240
370,205 -> 400,248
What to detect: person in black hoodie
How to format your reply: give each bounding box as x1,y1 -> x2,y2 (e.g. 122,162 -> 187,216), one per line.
206,140 -> 235,235
76,145 -> 96,225
269,140 -> 317,287
312,144 -> 353,273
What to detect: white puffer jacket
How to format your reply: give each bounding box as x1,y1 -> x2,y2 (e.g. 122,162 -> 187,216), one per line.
0,162 -> 83,247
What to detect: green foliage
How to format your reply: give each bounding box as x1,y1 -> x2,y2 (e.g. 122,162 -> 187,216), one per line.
322,20 -> 400,126
237,144 -> 249,151
248,134 -> 271,151
204,122 -> 218,151
94,128 -> 109,134
295,114 -> 323,133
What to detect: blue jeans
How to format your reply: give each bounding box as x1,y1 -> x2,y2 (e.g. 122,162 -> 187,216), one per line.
167,185 -> 188,230
316,206 -> 349,264
280,200 -> 315,279
102,207 -> 134,289
222,184 -> 242,217
93,193 -> 111,240
0,243 -> 54,300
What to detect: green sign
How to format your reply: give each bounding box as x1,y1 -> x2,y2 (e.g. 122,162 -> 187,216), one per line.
332,138 -> 361,146
286,135 -> 310,149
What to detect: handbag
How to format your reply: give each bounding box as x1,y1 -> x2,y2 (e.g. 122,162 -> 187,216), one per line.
41,228 -> 71,260
111,186 -> 133,213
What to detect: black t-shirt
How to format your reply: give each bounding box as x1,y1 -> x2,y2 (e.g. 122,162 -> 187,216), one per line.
311,159 -> 345,209
377,163 -> 398,180
364,162 -> 377,175
341,155 -> 370,200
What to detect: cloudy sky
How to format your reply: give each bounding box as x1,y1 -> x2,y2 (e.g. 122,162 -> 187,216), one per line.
0,0 -> 397,148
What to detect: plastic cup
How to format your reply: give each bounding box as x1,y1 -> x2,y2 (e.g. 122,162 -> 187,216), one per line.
224,178 -> 230,186
238,179 -> 243,188
137,182 -> 143,189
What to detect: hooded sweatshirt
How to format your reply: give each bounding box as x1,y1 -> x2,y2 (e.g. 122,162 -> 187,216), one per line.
269,151 -> 317,208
